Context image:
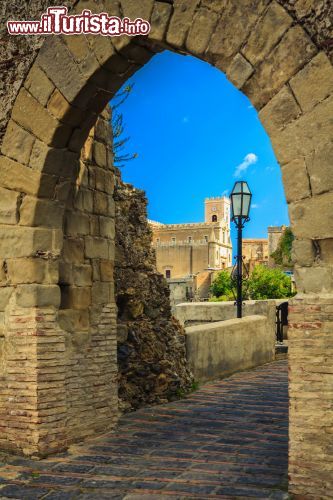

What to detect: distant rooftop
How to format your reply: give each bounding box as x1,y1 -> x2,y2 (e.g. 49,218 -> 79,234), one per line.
205,196 -> 230,201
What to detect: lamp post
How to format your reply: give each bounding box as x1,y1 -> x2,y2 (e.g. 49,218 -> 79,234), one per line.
230,181 -> 252,318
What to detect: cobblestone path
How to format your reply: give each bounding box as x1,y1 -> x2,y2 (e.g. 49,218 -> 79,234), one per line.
0,360 -> 288,499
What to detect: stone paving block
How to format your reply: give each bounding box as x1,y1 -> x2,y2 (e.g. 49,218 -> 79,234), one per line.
0,484 -> 50,498
44,491 -> 78,499
0,361 -> 288,498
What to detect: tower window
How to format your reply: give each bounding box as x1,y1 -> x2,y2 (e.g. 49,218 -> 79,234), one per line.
204,235 -> 208,242
156,238 -> 160,244
212,215 -> 217,222
165,270 -> 171,279
188,236 -> 192,243
171,237 -> 176,244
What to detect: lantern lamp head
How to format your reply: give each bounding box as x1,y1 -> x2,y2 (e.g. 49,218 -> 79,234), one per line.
230,181 -> 252,222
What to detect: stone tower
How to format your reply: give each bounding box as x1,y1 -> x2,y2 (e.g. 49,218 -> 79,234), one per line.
205,196 -> 231,225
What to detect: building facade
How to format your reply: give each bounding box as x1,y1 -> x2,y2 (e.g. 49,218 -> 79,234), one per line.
268,225 -> 287,266
150,197 -> 232,302
242,238 -> 269,272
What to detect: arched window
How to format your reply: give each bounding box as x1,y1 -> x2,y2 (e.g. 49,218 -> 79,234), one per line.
212,215 -> 217,222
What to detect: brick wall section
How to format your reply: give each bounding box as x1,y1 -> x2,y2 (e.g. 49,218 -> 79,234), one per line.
288,294 -> 333,496
114,177 -> 192,411
0,304 -> 67,456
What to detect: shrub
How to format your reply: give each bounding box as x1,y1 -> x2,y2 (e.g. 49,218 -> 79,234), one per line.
210,270 -> 234,301
248,265 -> 295,299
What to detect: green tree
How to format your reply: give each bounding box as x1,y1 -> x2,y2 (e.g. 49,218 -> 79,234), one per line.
248,265 -> 294,299
111,83 -> 138,169
271,227 -> 294,267
210,270 -> 234,301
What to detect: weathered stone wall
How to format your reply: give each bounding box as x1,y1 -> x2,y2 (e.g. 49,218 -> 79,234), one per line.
0,108 -> 118,456
278,0 -> 332,63
114,177 -> 192,411
0,1 -> 332,143
0,0 -> 72,142
58,107 -> 118,443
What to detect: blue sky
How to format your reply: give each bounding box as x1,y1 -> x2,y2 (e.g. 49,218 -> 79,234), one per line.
111,50 -> 289,249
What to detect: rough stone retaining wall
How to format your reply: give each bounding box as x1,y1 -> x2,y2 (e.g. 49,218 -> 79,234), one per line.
114,177 -> 192,411
185,315 -> 275,382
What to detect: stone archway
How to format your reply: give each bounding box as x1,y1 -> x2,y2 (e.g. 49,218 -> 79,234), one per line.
0,0 -> 332,496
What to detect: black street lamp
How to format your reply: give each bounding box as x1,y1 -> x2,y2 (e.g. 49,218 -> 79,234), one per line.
230,181 -> 252,318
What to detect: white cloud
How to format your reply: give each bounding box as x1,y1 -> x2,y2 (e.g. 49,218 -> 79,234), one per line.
251,203 -> 259,209
182,116 -> 189,124
222,189 -> 229,196
265,165 -> 275,172
234,153 -> 258,178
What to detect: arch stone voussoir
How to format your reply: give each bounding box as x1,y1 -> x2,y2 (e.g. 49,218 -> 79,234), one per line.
0,0 -> 332,495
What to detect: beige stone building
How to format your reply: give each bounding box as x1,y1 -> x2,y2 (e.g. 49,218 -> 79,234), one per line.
242,226 -> 288,270
242,238 -> 269,271
268,225 -> 287,265
150,197 -> 232,301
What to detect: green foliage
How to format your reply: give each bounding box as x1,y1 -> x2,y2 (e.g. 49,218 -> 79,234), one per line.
175,381 -> 200,399
209,270 -> 234,301
111,83 -> 138,168
190,381 -> 200,392
248,265 -> 295,299
271,227 -> 294,267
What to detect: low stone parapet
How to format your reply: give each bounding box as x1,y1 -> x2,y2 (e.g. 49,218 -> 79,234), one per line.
175,299 -> 283,327
185,315 -> 275,382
